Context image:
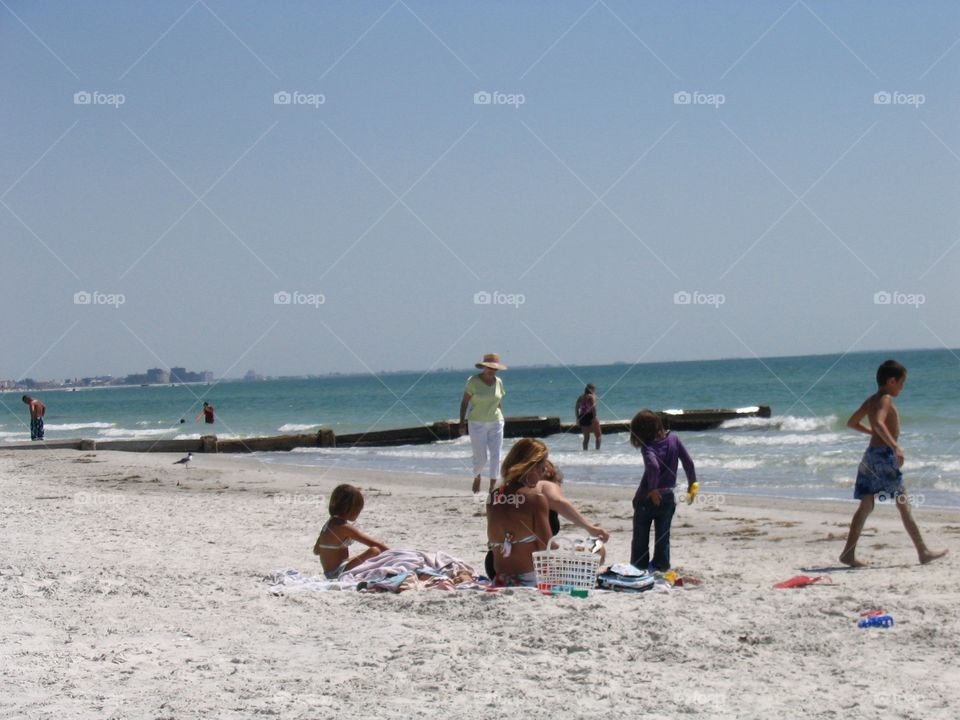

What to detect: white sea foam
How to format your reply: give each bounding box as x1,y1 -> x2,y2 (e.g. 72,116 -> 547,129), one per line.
722,432 -> 842,447
278,423 -> 322,433
804,453 -> 853,468
721,458 -> 763,470
721,415 -> 837,432
45,422 -> 116,431
98,428 -> 173,438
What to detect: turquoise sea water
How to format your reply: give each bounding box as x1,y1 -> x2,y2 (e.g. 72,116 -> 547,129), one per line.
3,348 -> 959,506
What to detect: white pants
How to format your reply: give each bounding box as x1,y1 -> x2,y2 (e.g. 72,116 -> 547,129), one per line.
469,420 -> 504,480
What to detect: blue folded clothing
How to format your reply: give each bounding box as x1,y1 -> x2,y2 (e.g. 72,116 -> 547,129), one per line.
597,569 -> 655,592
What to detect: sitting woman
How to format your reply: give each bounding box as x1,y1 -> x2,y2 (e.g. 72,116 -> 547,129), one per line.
313,484 -> 389,580
486,438 -> 553,587
484,460 -> 610,577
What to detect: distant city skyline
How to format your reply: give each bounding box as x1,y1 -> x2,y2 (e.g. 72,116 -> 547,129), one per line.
5,344 -> 955,390
3,2 -> 958,379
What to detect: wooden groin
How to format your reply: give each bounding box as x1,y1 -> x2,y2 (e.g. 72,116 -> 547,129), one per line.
1,405 -> 770,454
562,405 -> 772,434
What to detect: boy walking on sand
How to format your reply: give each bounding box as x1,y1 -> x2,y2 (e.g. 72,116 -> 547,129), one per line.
839,360 -> 947,567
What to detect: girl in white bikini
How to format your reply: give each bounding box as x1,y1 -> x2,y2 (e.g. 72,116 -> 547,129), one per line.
313,484 -> 389,579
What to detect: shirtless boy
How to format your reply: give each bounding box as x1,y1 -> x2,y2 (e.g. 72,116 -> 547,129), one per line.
839,360 -> 947,567
22,395 -> 45,441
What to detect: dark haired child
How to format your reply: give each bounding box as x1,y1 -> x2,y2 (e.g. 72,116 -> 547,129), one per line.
313,484 -> 389,579
839,360 -> 947,566
629,410 -> 697,572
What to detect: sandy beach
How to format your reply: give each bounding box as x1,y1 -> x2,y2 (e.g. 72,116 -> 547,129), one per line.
2,447 -> 958,719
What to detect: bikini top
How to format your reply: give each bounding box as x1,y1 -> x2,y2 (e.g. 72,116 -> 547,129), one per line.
487,531 -> 538,558
314,520 -> 355,550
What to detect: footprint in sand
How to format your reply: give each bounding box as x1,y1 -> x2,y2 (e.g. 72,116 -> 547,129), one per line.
809,530 -> 876,543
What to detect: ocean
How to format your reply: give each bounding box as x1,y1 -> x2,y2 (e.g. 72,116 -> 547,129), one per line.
3,348 -> 958,507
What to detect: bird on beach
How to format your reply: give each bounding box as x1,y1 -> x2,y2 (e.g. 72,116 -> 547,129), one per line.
173,452 -> 192,467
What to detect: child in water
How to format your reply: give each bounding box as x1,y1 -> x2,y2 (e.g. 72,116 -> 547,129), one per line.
313,484 -> 389,579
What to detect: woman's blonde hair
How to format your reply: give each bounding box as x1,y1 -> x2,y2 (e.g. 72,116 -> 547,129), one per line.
500,438 -> 549,487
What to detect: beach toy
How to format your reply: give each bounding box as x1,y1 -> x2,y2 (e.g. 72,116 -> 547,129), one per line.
687,481 -> 700,505
773,574 -> 829,589
858,614 -> 894,629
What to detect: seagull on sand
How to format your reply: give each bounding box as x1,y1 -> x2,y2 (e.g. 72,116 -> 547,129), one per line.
173,452 -> 192,467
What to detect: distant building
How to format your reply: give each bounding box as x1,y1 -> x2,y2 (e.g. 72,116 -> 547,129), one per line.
146,368 -> 170,384
169,367 -> 212,383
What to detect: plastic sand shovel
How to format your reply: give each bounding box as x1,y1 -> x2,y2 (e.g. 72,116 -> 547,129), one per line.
773,574 -> 829,589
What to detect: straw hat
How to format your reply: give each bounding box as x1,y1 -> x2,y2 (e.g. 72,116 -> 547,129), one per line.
475,353 -> 507,371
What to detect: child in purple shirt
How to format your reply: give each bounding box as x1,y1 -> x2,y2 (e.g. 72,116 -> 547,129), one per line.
629,410 -> 697,571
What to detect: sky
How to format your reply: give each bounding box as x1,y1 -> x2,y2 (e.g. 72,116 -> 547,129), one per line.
2,1 -> 959,379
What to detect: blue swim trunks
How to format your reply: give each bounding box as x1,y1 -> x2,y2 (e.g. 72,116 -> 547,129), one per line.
854,446 -> 904,500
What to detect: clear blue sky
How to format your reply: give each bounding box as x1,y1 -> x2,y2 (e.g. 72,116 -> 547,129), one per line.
2,1 -> 958,379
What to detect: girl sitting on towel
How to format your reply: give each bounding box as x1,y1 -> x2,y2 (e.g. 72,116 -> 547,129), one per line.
313,484 -> 389,580
486,438 -> 553,587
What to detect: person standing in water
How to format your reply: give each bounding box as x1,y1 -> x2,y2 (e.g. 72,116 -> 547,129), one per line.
575,384 -> 601,450
22,395 -> 46,441
195,401 -> 215,425
459,353 -> 506,494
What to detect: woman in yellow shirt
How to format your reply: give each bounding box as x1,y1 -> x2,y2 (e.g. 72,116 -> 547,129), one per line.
459,353 -> 507,493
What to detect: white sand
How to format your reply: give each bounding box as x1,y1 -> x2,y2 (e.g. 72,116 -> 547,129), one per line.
1,448 -> 958,719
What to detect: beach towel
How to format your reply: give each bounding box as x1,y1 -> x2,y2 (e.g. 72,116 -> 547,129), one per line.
339,549 -> 474,584
266,570 -> 343,595
267,549 -> 477,595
